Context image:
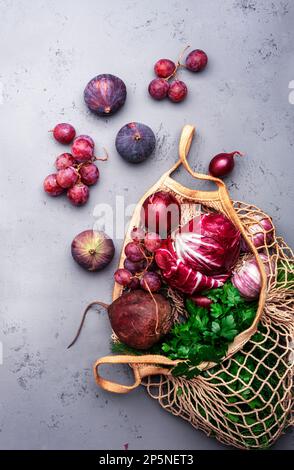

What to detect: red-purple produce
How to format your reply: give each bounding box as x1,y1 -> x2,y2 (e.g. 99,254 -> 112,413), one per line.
79,163 -> 100,186
67,183 -> 89,206
209,152 -> 243,178
232,253 -> 272,300
43,174 -> 64,196
55,153 -> 76,170
140,271 -> 161,292
72,136 -> 94,163
84,74 -> 127,116
114,268 -> 132,286
130,226 -> 145,243
144,232 -> 162,252
123,258 -> 146,274
148,78 -> 170,100
155,213 -> 241,294
141,191 -> 180,237
115,122 -> 156,164
125,242 -> 145,262
52,123 -> 76,144
108,290 -> 173,349
154,59 -> 176,78
56,167 -> 78,188
168,80 -> 188,103
185,49 -> 208,72
248,214 -> 274,248
71,230 -> 115,272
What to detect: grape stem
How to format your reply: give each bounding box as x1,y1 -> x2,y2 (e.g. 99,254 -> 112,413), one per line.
165,45 -> 191,81
93,147 -> 109,162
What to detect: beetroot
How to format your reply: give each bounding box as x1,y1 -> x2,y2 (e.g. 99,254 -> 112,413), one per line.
67,290 -> 173,350
109,290 -> 173,349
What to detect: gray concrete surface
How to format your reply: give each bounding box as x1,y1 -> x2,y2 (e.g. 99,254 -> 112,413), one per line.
0,0 -> 293,450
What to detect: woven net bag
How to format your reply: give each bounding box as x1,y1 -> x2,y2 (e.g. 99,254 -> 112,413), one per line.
93,125 -> 294,449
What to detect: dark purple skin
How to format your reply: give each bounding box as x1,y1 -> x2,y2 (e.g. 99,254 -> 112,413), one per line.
84,74 -> 127,116
71,230 -> 115,271
115,122 -> 156,163
123,257 -> 147,274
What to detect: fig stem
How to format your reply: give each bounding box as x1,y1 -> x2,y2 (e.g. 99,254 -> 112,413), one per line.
67,300 -> 109,349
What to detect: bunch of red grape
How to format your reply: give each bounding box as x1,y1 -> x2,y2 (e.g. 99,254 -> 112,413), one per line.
43,123 -> 107,206
148,47 -> 208,103
114,227 -> 163,292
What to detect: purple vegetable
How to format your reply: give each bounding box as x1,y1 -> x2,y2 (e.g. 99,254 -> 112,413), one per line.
115,122 -> 156,163
155,213 -> 241,295
175,213 -> 241,275
248,214 -> 274,248
84,74 -> 127,116
232,253 -> 272,300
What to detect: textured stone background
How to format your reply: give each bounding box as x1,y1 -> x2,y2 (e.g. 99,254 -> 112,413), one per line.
0,0 -> 293,450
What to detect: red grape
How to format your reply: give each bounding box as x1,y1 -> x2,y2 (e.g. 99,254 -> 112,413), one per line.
77,135 -> 94,148
80,163 -> 99,186
124,242 -> 145,262
55,153 -> 76,170
52,123 -> 76,144
154,59 -> 176,78
168,80 -> 187,103
56,167 -> 78,188
129,277 -> 140,289
72,136 -> 94,163
140,272 -> 161,292
185,49 -> 208,72
43,174 -> 64,196
124,258 -> 146,274
114,268 -> 132,286
67,183 -> 89,206
144,232 -> 161,252
130,226 -> 145,243
148,78 -> 169,100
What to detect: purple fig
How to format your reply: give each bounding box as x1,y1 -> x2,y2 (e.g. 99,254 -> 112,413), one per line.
84,74 -> 127,116
71,230 -> 115,271
115,122 -> 156,163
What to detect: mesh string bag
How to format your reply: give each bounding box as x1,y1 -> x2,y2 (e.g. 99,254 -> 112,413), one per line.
92,125 -> 293,449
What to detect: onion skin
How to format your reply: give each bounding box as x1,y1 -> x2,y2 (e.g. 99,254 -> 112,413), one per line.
84,74 -> 127,116
108,290 -> 173,349
71,230 -> 115,271
248,214 -> 274,248
141,191 -> 181,237
209,152 -> 243,178
232,253 -> 271,300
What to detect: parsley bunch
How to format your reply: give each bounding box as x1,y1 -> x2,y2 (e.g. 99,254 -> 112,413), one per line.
162,282 -> 257,378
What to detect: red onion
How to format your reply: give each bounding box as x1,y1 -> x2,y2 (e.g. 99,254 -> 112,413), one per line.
141,191 -> 180,237
209,151 -> 243,178
248,214 -> 274,248
232,253 -> 272,300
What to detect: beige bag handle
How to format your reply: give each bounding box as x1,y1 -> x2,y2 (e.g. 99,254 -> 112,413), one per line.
167,124 -> 225,187
93,355 -> 177,394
